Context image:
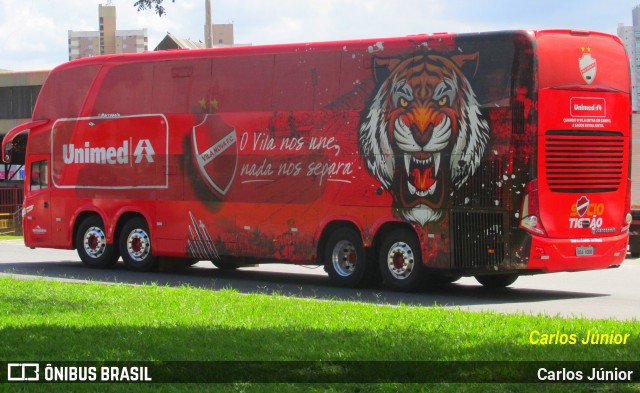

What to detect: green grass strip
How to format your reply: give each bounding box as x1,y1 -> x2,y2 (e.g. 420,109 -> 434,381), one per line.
0,277 -> 637,362
0,236 -> 22,240
0,277 -> 638,392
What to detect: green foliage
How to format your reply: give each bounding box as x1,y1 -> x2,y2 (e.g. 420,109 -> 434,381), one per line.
133,0 -> 175,17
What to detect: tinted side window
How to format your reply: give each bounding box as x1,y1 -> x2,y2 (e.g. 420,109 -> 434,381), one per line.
92,62 -> 154,116
30,160 -> 48,191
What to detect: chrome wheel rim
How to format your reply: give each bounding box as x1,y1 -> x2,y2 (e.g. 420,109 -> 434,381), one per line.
331,240 -> 357,277
387,241 -> 414,280
83,226 -> 106,259
127,228 -> 151,262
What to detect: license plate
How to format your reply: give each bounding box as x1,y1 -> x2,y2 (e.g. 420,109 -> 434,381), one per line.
576,246 -> 595,256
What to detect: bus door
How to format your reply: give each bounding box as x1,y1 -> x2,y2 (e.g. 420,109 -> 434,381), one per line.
23,154 -> 53,246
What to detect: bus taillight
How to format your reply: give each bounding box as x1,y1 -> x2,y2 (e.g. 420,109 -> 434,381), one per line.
520,180 -> 547,236
623,180 -> 632,233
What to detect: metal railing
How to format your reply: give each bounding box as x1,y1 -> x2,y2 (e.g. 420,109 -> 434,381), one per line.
0,187 -> 23,235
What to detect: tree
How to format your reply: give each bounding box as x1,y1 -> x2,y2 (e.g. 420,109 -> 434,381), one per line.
133,0 -> 175,17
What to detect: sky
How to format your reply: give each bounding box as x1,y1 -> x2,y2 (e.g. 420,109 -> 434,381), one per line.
1,0 -> 640,71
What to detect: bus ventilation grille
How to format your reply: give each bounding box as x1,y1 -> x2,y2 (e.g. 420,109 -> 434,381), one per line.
511,101 -> 525,135
451,211 -> 505,269
544,130 -> 624,193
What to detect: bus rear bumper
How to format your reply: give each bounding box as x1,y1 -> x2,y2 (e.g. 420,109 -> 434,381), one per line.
525,233 -> 628,273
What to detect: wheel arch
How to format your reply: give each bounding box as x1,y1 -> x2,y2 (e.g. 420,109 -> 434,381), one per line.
71,209 -> 109,249
316,219 -> 363,263
70,206 -> 153,249
371,221 -> 419,256
316,218 -> 420,262
113,210 -> 150,251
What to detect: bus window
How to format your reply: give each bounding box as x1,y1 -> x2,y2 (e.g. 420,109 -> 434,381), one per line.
30,160 -> 48,191
33,65 -> 100,120
92,63 -> 154,115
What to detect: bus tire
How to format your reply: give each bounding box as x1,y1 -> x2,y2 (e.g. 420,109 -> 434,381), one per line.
434,274 -> 462,285
475,274 -> 518,288
119,217 -> 158,272
212,258 -> 240,270
75,216 -> 119,268
378,228 -> 425,292
324,227 -> 374,288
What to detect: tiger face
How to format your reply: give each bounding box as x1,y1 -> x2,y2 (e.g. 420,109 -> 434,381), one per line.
359,52 -> 490,225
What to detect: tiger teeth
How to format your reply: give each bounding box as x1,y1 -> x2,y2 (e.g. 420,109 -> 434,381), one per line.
403,153 -> 441,176
408,180 -> 437,197
404,153 -> 440,197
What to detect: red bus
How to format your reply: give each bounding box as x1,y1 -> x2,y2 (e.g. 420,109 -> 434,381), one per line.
2,30 -> 631,291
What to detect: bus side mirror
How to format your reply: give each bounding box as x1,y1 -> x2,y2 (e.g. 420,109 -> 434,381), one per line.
3,143 -> 11,164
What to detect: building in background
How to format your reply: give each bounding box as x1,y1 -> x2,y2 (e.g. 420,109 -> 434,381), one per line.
68,3 -> 147,61
154,33 -> 204,51
0,70 -> 48,137
618,6 -> 640,111
156,24 -> 239,51
210,23 -> 234,46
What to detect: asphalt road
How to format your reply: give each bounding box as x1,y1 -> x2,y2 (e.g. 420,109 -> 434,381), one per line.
1,239 -> 638,320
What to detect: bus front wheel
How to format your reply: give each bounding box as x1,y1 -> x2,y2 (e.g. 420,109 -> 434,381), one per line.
324,227 -> 376,288
75,216 -> 119,268
119,217 -> 158,272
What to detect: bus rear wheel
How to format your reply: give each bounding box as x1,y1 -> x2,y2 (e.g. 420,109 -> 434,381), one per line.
212,258 -> 240,270
119,217 -> 158,272
75,216 -> 119,268
324,227 -> 376,288
475,274 -> 518,288
378,228 -> 425,292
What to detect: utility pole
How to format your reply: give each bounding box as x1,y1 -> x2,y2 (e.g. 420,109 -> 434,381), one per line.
205,0 -> 213,48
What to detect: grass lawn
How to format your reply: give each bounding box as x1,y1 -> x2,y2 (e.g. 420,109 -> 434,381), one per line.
0,235 -> 22,240
0,277 -> 638,392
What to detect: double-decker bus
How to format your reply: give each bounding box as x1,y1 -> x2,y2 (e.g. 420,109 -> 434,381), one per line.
2,29 -> 631,291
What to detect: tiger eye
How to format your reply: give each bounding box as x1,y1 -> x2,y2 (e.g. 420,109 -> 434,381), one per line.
399,97 -> 409,108
438,96 -> 448,106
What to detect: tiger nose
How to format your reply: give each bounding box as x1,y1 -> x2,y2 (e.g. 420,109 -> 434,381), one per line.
410,123 -> 434,147
409,108 -> 435,146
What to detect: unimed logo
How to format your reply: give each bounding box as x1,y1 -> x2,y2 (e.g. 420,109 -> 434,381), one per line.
62,139 -> 155,165
570,97 -> 606,118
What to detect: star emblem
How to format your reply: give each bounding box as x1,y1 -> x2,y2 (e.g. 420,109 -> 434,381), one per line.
197,97 -> 221,113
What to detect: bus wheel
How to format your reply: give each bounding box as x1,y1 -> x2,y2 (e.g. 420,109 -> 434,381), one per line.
76,216 -> 119,268
324,227 -> 373,287
119,217 -> 158,272
434,274 -> 462,285
378,228 -> 425,292
212,258 -> 240,270
475,274 -> 518,288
